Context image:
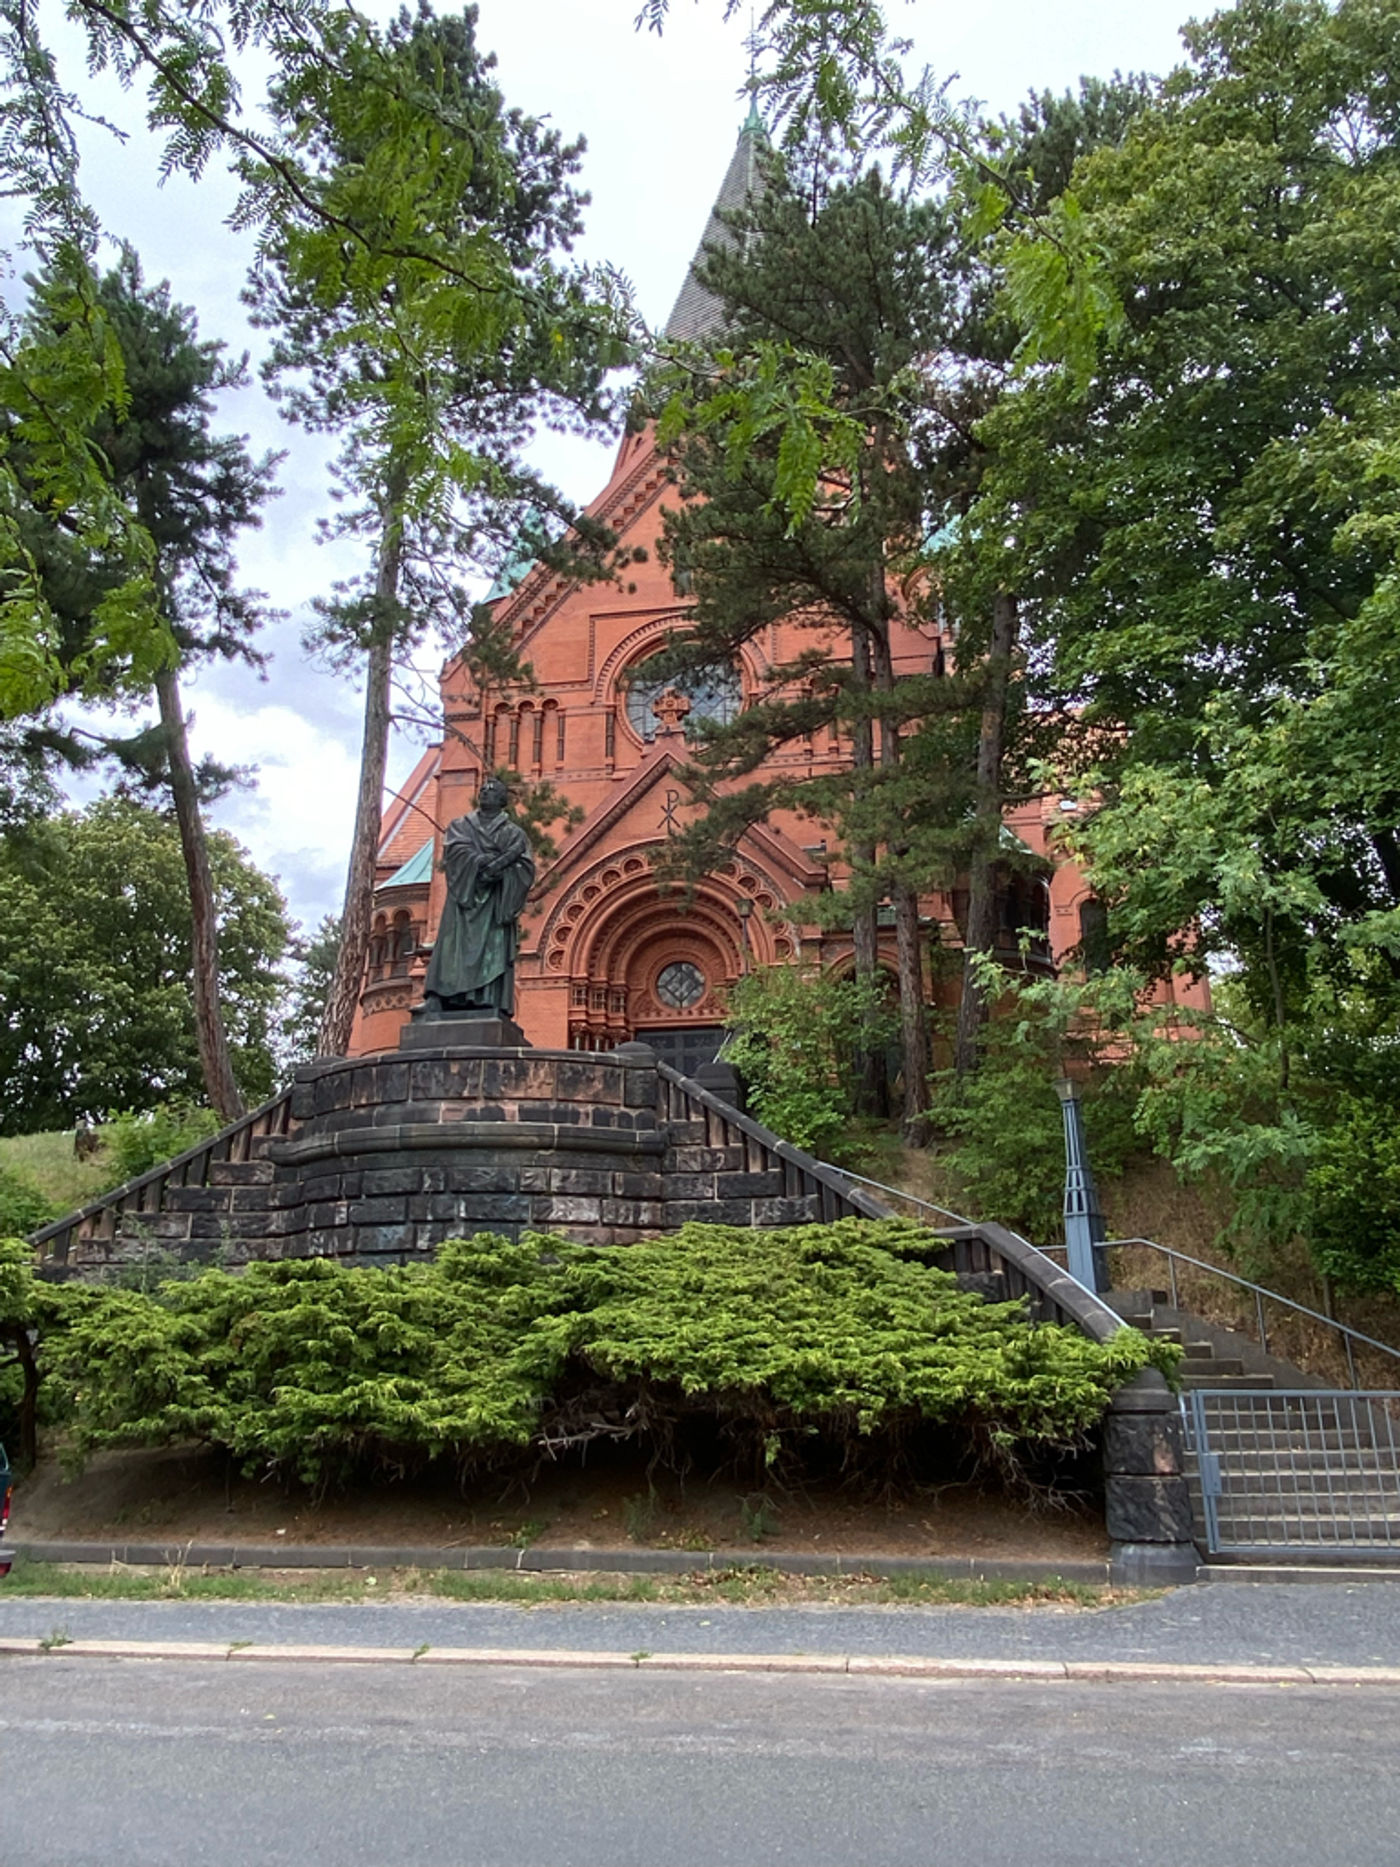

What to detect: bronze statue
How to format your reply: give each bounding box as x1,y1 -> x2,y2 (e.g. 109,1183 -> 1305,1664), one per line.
420,778 -> 534,1019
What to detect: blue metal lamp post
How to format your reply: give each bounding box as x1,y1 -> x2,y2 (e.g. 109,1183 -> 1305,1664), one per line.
1055,1076 -> 1107,1294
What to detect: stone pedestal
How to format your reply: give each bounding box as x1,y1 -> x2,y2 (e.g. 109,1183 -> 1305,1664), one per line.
399,1013 -> 527,1051
1105,1368 -> 1200,1584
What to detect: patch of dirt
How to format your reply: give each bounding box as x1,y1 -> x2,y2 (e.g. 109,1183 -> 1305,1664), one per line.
11,1439 -> 1107,1564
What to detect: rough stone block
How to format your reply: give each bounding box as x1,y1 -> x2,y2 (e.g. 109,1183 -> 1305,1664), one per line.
208,1159 -> 273,1187
716,1171 -> 784,1200
362,1168 -> 419,1198
163,1186 -> 226,1213
229,1186 -> 274,1214
753,1196 -> 822,1227
449,1164 -> 520,1194
666,1173 -> 717,1202
548,1168 -> 612,1197
374,1101 -> 442,1127
370,1061 -> 410,1104
1104,1473 -> 1197,1545
188,1213 -> 234,1241
1103,1410 -> 1185,1477
539,1195 -> 602,1225
663,1199 -> 755,1227
465,1193 -> 533,1225
409,1057 -> 482,1102
348,1197 -> 408,1226
615,1171 -> 664,1199
350,1222 -> 415,1258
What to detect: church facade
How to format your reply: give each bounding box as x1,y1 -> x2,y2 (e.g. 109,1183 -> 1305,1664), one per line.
349,120 -> 1197,1067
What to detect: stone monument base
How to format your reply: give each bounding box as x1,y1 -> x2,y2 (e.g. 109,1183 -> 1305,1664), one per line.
398,1012 -> 527,1051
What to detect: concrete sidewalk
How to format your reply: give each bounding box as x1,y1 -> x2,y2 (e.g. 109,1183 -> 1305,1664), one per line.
2,1579 -> 1398,1671
3,1631 -> 1399,1688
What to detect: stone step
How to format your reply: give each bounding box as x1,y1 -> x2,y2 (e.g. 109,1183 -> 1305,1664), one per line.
1179,1370 -> 1272,1389
208,1159 -> 273,1186
1190,1450 -> 1400,1474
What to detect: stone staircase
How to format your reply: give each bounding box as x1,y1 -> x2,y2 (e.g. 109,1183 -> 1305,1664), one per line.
1106,1288 -> 1400,1561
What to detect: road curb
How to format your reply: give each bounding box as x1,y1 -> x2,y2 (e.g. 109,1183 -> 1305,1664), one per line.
3,1636 -> 1399,1687
8,1540 -> 1115,1585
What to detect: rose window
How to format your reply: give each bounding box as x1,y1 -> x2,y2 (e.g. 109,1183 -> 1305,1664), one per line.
655,961 -> 706,1010
624,654 -> 741,742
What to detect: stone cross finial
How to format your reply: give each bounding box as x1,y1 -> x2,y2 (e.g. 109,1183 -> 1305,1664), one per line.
652,687 -> 692,736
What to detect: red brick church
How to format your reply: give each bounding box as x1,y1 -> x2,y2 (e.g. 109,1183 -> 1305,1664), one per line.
349,117 -> 1203,1069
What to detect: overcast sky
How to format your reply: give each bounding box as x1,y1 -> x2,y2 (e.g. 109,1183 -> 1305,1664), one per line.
27,0 -> 1200,933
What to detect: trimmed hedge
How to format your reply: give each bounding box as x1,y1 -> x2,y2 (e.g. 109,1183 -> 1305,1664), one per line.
37,1219 -> 1171,1486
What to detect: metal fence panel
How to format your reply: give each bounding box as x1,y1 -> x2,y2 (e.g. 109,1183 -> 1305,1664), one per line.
1185,1389 -> 1400,1555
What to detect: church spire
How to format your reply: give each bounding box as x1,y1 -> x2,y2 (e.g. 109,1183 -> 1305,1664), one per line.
663,105 -> 766,343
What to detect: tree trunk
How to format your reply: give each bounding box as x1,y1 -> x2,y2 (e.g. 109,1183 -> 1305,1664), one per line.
955,590 -> 1019,1078
847,620 -> 885,1116
154,665 -> 245,1123
870,624 -> 931,1144
318,493 -> 406,1058
11,1324 -> 39,1471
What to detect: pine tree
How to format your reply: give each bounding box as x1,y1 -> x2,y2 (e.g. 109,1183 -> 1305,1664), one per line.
13,251 -> 280,1121
652,157 -> 982,1137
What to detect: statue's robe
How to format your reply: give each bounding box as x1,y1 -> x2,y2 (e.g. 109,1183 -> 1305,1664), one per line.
421,807 -> 535,1016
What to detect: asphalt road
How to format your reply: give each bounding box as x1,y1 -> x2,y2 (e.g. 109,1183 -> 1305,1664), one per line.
4,1654 -> 1398,1867
1,1580 -> 1398,1667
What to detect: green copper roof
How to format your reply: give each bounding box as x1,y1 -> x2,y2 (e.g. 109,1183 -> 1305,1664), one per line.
485,519 -> 551,603
384,838 -> 434,888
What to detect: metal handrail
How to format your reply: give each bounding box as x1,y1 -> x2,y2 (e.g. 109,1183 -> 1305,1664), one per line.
815,1164 -> 976,1231
810,1164 -> 1125,1340
1075,1234 -> 1400,1390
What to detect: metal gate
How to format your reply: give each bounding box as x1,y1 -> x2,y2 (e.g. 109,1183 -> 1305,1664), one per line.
1184,1388 -> 1400,1557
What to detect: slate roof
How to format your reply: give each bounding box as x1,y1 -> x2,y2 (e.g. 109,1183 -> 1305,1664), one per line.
663,104 -> 766,343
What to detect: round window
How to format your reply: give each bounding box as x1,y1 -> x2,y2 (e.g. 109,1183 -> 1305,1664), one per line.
655,961 -> 706,1010
624,653 -> 741,742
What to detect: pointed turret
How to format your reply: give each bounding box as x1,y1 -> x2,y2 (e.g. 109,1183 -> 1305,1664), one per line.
663,104 -> 766,342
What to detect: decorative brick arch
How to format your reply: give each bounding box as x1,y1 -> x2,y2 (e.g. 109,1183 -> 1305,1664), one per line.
538,843 -> 800,1048
592,618 -> 769,742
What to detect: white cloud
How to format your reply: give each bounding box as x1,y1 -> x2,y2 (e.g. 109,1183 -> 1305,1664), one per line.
193,692 -> 365,932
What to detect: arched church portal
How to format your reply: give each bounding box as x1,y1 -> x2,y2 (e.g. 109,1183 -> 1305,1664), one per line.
550,862 -> 790,1069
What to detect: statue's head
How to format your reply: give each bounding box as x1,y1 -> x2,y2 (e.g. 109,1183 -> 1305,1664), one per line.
478,777 -> 509,814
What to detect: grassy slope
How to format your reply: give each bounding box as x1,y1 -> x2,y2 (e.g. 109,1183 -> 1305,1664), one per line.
865,1130 -> 1400,1384
0,1131 -> 114,1218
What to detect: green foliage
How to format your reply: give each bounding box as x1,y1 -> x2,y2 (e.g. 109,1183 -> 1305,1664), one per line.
42,1220 -> 1164,1489
722,964 -> 896,1158
102,1105 -> 222,1185
0,795 -> 291,1129
281,915 -> 341,1066
0,1166 -> 56,1239
931,960 -> 1143,1242
1304,1101 -> 1400,1297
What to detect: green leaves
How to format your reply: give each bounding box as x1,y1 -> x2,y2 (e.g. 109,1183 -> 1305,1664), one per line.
0,796 -> 290,1128
722,963 -> 896,1158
